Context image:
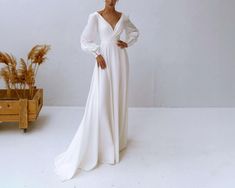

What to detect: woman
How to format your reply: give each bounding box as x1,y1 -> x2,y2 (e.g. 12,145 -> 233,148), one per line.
54,0 -> 139,181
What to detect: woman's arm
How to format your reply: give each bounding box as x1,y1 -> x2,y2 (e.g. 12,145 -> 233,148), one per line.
124,15 -> 140,47
80,13 -> 101,58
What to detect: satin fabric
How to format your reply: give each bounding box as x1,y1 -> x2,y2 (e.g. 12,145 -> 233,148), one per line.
54,11 -> 139,181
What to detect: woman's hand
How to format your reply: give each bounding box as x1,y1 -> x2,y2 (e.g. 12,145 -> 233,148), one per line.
96,54 -> 106,69
116,40 -> 128,49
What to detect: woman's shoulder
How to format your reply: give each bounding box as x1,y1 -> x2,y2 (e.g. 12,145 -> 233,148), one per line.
91,10 -> 127,18
85,11 -> 99,22
87,11 -> 129,23
88,11 -> 98,18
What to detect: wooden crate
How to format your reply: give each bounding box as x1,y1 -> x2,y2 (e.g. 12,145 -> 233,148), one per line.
0,88 -> 43,133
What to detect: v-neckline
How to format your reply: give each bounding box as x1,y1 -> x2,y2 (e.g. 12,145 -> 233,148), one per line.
96,11 -> 123,31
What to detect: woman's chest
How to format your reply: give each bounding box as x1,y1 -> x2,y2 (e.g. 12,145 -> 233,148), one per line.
97,16 -> 125,37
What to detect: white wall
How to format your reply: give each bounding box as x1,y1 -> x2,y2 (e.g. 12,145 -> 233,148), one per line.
0,0 -> 234,107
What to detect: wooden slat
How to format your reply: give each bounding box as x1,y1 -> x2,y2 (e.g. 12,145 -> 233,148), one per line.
19,99 -> 28,129
0,114 -> 37,122
28,101 -> 37,113
0,101 -> 19,114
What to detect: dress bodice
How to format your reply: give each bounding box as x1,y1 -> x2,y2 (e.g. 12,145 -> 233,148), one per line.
95,12 -> 124,43
80,11 -> 139,58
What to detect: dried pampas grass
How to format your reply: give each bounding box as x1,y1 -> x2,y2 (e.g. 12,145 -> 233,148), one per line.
0,67 -> 10,89
0,44 -> 50,99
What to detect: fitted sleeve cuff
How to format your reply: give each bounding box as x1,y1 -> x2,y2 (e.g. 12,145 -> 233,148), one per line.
92,48 -> 101,58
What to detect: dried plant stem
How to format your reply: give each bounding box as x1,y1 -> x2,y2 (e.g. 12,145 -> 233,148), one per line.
7,66 -> 21,99
35,64 -> 39,78
23,83 -> 26,98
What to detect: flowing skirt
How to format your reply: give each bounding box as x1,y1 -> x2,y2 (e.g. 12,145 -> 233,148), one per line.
54,40 -> 129,181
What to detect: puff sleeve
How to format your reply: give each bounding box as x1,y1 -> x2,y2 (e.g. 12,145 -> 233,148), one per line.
80,13 -> 101,58
124,15 -> 140,47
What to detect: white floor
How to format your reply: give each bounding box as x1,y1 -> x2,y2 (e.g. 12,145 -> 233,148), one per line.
0,107 -> 235,188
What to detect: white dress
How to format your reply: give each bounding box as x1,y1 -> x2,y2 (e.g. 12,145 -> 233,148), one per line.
54,11 -> 139,181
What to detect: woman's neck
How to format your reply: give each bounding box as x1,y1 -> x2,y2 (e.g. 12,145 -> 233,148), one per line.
103,6 -> 116,13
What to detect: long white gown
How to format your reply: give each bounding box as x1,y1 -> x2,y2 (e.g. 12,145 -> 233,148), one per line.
54,11 -> 139,181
